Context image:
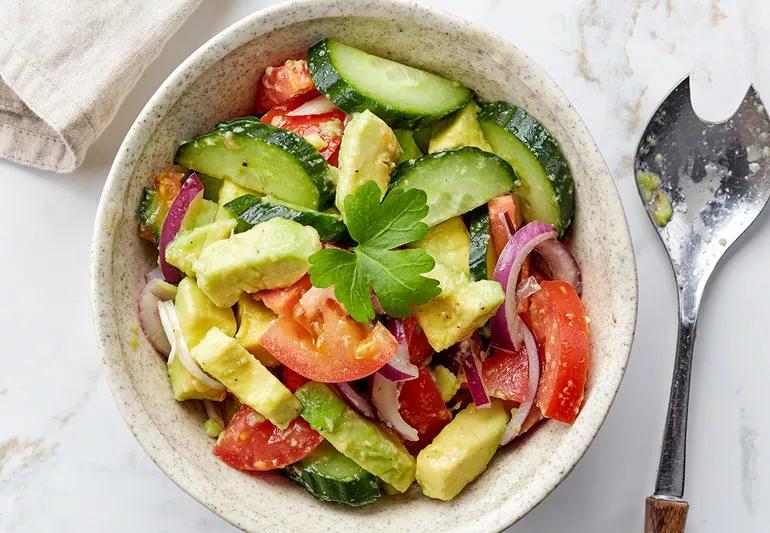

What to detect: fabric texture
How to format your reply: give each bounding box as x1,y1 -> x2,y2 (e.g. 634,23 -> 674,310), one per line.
0,0 -> 201,172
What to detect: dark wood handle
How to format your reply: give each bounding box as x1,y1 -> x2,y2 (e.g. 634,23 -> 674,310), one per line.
645,496 -> 688,533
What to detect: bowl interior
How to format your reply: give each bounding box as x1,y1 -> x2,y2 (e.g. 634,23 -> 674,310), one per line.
93,2 -> 637,532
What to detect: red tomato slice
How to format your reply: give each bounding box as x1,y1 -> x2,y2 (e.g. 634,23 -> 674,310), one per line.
488,195 -> 523,255
528,280 -> 589,424
258,275 -> 312,316
256,59 -> 316,113
281,366 -> 310,393
398,367 -> 452,454
260,309 -> 398,383
213,405 -> 322,471
402,317 -> 434,365
262,104 -> 346,164
482,347 -> 529,403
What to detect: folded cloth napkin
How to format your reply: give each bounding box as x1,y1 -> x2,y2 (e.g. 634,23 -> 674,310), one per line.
0,0 -> 201,172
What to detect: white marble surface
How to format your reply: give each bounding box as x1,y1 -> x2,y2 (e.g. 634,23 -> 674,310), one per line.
1,1 -> 768,531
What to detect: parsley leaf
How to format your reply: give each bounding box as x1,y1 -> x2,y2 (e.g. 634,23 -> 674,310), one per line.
308,181 -> 441,322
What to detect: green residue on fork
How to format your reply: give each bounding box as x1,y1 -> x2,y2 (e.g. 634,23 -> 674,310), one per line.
636,170 -> 672,227
653,190 -> 673,227
637,171 -> 662,202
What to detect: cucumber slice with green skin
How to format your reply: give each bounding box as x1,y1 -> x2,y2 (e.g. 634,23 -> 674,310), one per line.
412,126 -> 432,153
176,118 -> 335,210
197,173 -> 223,202
394,129 -> 423,162
308,39 -> 471,128
137,187 -> 162,240
478,102 -> 574,235
467,206 -> 492,281
389,147 -> 519,227
286,441 -> 381,507
224,194 -> 349,242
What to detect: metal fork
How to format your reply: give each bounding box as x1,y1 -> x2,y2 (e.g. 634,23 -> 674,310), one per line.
634,77 -> 770,532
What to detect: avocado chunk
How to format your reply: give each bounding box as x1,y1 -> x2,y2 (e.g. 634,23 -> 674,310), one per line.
428,101 -> 492,153
235,296 -> 280,367
408,217 -> 470,277
335,110 -> 402,219
432,364 -> 460,403
215,179 -> 260,221
175,277 -> 236,347
416,399 -> 509,500
167,356 -> 225,402
414,263 -> 504,352
191,327 -> 301,428
295,382 -> 416,492
165,219 -> 236,278
162,297 -> 228,402
182,197 -> 218,231
193,217 -> 321,307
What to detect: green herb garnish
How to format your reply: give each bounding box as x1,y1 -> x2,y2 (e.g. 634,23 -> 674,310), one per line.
308,181 -> 441,322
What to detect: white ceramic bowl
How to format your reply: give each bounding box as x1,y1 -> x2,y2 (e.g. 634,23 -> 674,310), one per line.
91,1 -> 637,531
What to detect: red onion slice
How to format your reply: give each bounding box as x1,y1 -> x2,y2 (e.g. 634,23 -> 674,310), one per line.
137,278 -> 178,355
371,372 -> 418,441
286,94 -> 336,116
501,322 -> 540,445
157,300 -> 225,392
534,239 -> 583,295
516,276 -> 541,300
456,338 -> 490,408
158,173 -> 204,284
334,383 -> 376,419
491,221 -> 557,351
379,320 -> 418,382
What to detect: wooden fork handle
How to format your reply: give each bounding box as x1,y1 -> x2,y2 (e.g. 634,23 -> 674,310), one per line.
645,495 -> 688,533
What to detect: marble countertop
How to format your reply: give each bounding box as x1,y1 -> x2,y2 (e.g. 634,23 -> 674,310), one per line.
1,1 -> 768,531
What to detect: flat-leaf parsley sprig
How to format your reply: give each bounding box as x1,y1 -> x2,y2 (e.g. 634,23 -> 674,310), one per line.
308,181 -> 441,322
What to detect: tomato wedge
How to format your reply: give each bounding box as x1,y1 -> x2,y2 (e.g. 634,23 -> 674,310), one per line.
401,317 -> 433,365
398,367 -> 452,454
488,195 -> 523,255
260,294 -> 397,383
528,280 -> 589,424
213,405 -> 322,471
261,102 -> 346,164
258,275 -> 312,316
482,346 -> 529,403
256,58 -> 316,113
281,366 -> 310,393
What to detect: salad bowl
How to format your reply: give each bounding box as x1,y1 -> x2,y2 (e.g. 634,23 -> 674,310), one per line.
91,0 -> 637,531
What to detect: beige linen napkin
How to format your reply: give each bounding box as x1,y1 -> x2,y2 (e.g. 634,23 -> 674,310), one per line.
0,0 -> 201,172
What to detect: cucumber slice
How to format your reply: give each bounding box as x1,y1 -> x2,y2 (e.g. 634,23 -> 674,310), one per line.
394,129 -> 423,162
389,147 -> 518,227
412,126 -> 432,153
467,206 -> 492,281
137,187 -> 162,240
308,39 -> 471,128
176,118 -> 335,210
286,442 -> 381,507
478,102 -> 574,235
224,194 -> 349,242
197,173 -> 223,202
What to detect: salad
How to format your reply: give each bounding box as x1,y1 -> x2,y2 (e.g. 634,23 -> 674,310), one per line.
136,38 -> 588,506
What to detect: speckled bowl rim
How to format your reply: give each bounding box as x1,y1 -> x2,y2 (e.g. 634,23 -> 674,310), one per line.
91,1 -> 638,531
